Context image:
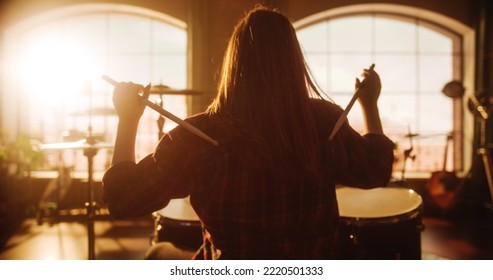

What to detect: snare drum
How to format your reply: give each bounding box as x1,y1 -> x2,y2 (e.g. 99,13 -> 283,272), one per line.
151,197 -> 203,250
335,187 -> 424,259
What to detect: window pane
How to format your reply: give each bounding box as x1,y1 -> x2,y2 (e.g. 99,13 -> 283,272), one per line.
330,16 -> 372,52
152,55 -> 187,88
296,21 -> 328,53
419,25 -> 453,53
329,54 -> 373,92
419,55 -> 453,91
375,17 -> 416,52
109,14 -> 150,53
414,137 -> 450,171
379,94 -> 418,134
374,54 -> 417,91
20,22 -> 63,47
109,55 -> 151,84
418,95 -> 453,134
65,15 -> 107,54
152,22 -> 187,53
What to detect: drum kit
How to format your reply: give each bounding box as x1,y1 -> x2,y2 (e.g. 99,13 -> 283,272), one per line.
145,131 -> 429,260
35,76 -> 434,260
142,96 -> 428,260
148,186 -> 425,260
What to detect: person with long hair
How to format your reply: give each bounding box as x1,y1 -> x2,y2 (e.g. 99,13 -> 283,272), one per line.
102,5 -> 394,259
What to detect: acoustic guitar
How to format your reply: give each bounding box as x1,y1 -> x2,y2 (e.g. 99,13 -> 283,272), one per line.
427,133 -> 462,210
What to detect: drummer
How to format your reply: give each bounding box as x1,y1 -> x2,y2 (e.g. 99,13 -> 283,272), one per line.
102,5 -> 394,260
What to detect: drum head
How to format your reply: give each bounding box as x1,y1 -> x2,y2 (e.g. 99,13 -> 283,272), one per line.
155,198 -> 199,222
336,187 -> 422,219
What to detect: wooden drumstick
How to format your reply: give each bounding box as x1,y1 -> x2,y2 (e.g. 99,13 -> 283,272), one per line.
329,64 -> 375,141
102,75 -> 219,146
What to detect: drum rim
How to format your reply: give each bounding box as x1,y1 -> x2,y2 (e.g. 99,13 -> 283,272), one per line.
339,204 -> 423,225
156,215 -> 201,226
336,186 -> 423,219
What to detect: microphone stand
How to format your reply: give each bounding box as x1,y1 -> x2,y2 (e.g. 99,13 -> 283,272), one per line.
469,95 -> 493,207
475,102 -> 493,207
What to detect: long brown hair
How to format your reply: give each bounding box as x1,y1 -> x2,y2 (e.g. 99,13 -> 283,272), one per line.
206,5 -> 328,175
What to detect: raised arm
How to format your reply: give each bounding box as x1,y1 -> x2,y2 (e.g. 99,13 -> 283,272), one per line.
356,66 -> 383,135
111,82 -> 151,165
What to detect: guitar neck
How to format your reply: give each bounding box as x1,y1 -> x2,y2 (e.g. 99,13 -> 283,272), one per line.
442,134 -> 453,172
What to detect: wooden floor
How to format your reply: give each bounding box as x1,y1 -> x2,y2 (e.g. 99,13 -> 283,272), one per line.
0,216 -> 154,260
1,205 -> 493,260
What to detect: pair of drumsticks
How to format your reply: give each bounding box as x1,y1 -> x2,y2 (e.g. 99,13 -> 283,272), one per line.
103,64 -> 374,146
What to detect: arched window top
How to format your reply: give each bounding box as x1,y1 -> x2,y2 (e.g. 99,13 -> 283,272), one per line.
5,3 -> 186,32
297,14 -> 457,54
293,3 -> 471,36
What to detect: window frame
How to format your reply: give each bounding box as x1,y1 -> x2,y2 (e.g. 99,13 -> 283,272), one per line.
293,5 -> 475,178
2,4 -> 188,174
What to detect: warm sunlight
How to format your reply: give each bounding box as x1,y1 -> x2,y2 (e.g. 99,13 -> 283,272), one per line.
19,38 -> 100,105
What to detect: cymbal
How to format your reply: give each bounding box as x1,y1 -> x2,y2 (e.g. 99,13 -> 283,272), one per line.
150,84 -> 201,96
401,133 -> 419,138
39,139 -> 113,151
70,108 -> 116,116
396,132 -> 456,140
62,130 -> 106,142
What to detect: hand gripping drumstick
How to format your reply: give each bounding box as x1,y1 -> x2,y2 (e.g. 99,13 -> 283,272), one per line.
329,64 -> 375,141
102,75 -> 219,146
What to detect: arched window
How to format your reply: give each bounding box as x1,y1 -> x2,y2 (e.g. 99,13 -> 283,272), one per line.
4,4 -> 187,175
295,8 -> 470,177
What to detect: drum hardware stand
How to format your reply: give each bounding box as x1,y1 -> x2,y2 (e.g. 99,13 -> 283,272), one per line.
36,124 -> 104,260
401,145 -> 416,182
396,127 -> 417,185
81,81 -> 103,260
83,126 -> 99,260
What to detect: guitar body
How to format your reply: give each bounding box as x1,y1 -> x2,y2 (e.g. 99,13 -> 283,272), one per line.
427,133 -> 463,211
428,171 -> 461,210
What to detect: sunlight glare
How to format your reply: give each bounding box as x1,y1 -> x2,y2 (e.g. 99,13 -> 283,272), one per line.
19,39 -> 99,104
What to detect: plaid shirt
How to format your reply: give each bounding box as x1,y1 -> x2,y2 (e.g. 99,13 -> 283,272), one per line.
102,99 -> 394,259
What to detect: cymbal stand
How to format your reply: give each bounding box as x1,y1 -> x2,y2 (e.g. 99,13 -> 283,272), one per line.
83,131 -> 98,260
400,129 -> 417,183
83,81 -> 97,260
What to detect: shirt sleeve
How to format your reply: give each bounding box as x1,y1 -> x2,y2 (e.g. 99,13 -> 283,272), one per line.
102,132 -> 192,219
332,120 -> 395,188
